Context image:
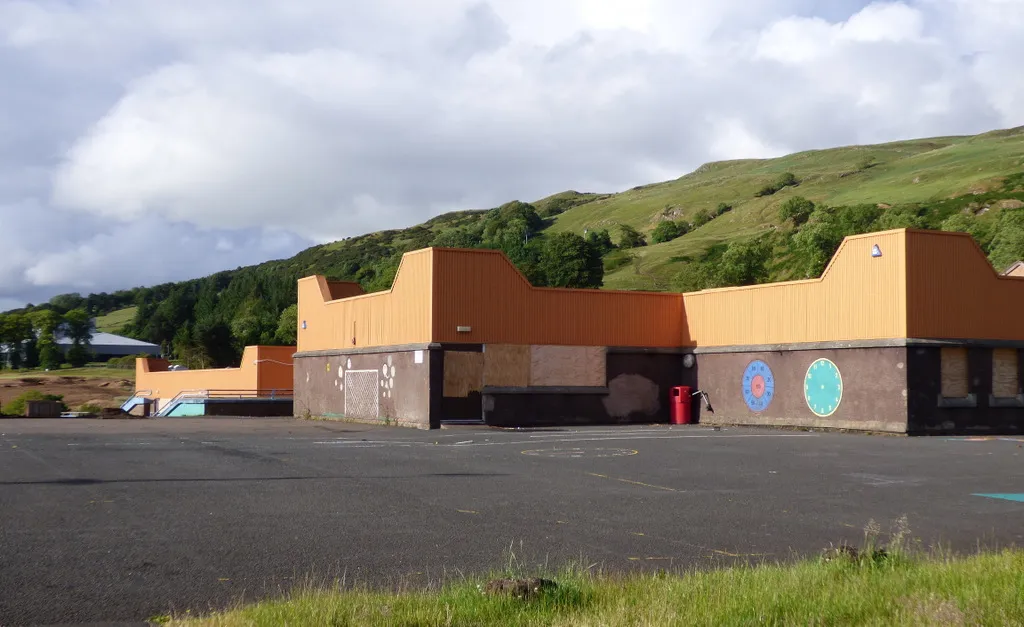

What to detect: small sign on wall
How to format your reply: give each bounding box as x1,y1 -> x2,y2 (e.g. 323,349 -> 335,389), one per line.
414,350 -> 424,364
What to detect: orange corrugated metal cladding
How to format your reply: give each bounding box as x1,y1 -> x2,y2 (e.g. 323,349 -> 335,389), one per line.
430,248 -> 686,347
296,229 -> 1024,352
685,231 -> 908,346
905,230 -> 1024,340
297,250 -> 434,353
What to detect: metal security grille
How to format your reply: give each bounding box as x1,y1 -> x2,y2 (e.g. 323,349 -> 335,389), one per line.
344,370 -> 379,419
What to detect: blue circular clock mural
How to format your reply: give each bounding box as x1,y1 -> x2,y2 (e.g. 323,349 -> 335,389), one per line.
742,360 -> 775,412
804,358 -> 843,417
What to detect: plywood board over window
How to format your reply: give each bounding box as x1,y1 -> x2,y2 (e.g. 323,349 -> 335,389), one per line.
482,345 -> 530,387
992,348 -> 1019,398
529,346 -> 607,387
941,347 -> 969,398
443,351 -> 484,398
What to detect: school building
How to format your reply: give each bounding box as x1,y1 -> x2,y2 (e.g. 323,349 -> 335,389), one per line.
290,228 -> 1024,435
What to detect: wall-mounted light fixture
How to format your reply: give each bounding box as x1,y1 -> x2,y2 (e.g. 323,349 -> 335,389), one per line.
457,326 -> 472,333
871,244 -> 883,258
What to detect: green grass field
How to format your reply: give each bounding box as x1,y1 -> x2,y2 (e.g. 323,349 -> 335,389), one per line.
546,127 -> 1024,290
94,306 -> 137,334
168,549 -> 1024,626
0,364 -> 135,381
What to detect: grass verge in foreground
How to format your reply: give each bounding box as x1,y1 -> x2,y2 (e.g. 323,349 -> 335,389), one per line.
170,549 -> 1024,626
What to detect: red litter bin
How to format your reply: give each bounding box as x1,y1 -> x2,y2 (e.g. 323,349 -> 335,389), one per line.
670,386 -> 692,425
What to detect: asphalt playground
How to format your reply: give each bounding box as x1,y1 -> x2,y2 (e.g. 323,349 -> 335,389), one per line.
1,418 -> 1022,626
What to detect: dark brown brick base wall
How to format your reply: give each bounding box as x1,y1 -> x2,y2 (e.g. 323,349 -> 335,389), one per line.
294,349 -> 434,429
907,346 -> 1024,435
695,348 -> 910,433
204,400 -> 294,417
483,351 -> 692,428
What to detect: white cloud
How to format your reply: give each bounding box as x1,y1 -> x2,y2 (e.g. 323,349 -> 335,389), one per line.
0,0 -> 1022,307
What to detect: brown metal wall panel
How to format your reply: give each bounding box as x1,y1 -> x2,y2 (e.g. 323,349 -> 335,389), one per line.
431,248 -> 686,347
297,249 -> 434,352
906,230 -> 1024,341
684,231 -> 908,346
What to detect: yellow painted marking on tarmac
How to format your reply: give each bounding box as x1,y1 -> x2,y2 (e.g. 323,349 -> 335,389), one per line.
631,532 -> 646,536
644,557 -> 672,561
628,557 -> 641,561
218,578 -> 231,582
456,509 -> 478,515
586,472 -> 677,492
556,520 -> 569,524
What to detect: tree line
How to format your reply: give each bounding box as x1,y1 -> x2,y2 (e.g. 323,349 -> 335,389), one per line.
0,308 -> 93,370
5,172 -> 1022,371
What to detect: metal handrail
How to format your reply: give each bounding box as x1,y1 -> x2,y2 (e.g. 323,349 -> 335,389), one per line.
155,388 -> 293,417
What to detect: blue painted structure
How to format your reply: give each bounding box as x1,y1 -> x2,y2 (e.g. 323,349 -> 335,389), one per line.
973,493 -> 1024,503
741,360 -> 775,413
804,358 -> 843,417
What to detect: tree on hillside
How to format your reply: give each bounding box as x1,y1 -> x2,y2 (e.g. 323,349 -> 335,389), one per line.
875,207 -> 927,230
691,209 -> 713,228
651,221 -> 684,244
48,293 -> 86,314
778,172 -> 799,188
988,208 -> 1024,272
193,317 -> 238,368
63,308 -> 94,367
431,228 -> 482,249
31,310 -> 64,370
618,225 -> 647,249
0,314 -> 34,369
717,238 -> 773,286
482,201 -> 544,243
779,197 -> 816,226
715,202 -> 733,216
584,229 -> 615,256
539,232 -> 604,289
275,304 -> 298,345
230,298 -> 277,347
941,212 -> 994,252
790,207 -> 846,278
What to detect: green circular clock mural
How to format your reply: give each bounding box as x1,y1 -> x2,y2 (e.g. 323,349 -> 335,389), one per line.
804,358 -> 843,417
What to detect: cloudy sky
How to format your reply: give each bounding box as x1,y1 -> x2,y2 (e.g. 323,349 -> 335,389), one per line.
1,0 -> 1022,309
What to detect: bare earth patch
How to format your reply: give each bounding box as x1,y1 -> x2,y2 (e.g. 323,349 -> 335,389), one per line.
0,376 -> 133,412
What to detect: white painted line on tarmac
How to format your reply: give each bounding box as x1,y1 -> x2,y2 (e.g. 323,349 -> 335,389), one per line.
457,433 -> 818,447
527,429 -> 695,438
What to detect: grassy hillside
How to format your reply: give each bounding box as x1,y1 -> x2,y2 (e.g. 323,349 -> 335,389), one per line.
547,128 -> 1024,289
94,306 -> 137,334
5,126 -> 1024,370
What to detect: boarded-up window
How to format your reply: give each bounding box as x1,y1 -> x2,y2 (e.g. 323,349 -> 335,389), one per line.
992,349 -> 1019,398
443,351 -> 484,397
529,346 -> 607,387
940,348 -> 969,398
482,345 -> 530,387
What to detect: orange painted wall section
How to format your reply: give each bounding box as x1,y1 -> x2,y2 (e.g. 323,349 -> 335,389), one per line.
684,231 -> 908,347
253,346 -> 296,391
906,230 -> 1024,340
297,249 -> 434,352
135,346 -> 295,399
431,248 -> 686,347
